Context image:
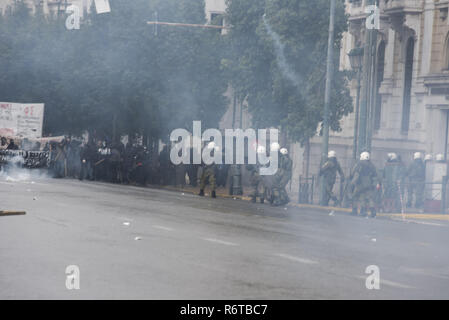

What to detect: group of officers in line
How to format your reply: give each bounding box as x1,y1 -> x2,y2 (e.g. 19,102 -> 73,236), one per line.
196,141 -> 432,216
198,141 -> 293,207
319,150 -> 438,217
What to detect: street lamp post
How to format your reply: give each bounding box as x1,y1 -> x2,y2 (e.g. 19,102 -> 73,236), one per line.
348,47 -> 364,161
319,0 -> 336,206
230,95 -> 243,196
358,0 -> 378,154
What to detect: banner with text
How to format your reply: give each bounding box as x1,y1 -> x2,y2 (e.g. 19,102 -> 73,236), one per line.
0,103 -> 44,139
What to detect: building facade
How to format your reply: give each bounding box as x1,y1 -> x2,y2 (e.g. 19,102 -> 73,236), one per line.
286,0 -> 449,205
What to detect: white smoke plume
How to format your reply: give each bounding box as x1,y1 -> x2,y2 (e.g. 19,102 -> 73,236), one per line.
263,14 -> 302,88
0,155 -> 49,182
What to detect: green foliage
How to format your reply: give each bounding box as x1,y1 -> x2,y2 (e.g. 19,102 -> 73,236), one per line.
0,0 -> 228,142
224,0 -> 353,144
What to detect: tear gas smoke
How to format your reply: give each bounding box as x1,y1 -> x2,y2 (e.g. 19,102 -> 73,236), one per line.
0,155 -> 50,182
262,15 -> 302,89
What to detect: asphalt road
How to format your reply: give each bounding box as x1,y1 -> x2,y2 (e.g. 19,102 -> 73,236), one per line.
1,174 -> 449,299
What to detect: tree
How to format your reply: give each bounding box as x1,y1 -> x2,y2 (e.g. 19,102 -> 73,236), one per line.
224,0 -> 352,144
0,0 -> 228,143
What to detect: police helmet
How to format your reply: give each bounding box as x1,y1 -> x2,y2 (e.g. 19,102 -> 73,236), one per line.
360,152 -> 370,161
414,152 -> 423,160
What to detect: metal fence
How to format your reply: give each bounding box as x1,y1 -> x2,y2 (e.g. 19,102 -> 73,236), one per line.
298,172 -> 449,213
298,176 -> 315,204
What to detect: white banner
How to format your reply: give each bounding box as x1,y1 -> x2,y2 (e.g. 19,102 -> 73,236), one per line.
94,0 -> 111,14
0,102 -> 44,139
0,103 -> 15,137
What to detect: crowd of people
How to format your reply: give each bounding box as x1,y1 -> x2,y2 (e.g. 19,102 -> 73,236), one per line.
0,137 -> 19,150
27,136 -> 293,207
2,133 -> 445,214
44,137 -> 162,186
33,136 -> 230,189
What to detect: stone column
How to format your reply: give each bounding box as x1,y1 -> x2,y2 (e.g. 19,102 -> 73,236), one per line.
421,0 -> 435,76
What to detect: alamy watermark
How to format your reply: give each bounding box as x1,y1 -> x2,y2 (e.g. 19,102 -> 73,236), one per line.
65,265 -> 80,290
65,5 -> 81,30
65,0 -> 111,30
365,5 -> 380,30
170,121 -> 279,176
365,265 -> 380,290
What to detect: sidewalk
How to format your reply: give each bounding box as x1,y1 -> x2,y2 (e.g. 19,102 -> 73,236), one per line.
160,184 -> 449,222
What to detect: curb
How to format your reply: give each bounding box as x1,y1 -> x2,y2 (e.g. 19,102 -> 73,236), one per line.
161,186 -> 252,201
160,186 -> 449,221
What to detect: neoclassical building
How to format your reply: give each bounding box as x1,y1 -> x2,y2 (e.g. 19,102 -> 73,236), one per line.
339,0 -> 449,162
288,0 -> 449,202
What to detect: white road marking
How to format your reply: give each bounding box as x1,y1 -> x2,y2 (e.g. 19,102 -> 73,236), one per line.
276,253 -> 318,265
381,279 -> 415,289
405,220 -> 445,227
152,225 -> 174,232
202,238 -> 239,246
356,276 -> 414,289
400,267 -> 449,280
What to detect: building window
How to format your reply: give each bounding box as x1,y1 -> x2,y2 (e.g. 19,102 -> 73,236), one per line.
210,13 -> 224,27
210,12 -> 224,35
401,37 -> 414,134
445,32 -> 449,71
374,41 -> 385,130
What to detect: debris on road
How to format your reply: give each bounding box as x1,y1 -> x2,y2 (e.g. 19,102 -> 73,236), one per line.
0,210 -> 26,217
329,211 -> 335,216
123,222 -> 131,226
134,236 -> 142,241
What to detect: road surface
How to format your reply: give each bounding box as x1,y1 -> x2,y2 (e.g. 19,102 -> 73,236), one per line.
1,175 -> 449,299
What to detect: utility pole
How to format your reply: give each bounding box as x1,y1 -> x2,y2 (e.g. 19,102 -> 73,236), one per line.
358,0 -> 378,154
319,0 -> 336,206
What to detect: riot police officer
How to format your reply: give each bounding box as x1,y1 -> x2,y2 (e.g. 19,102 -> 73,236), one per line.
382,153 -> 405,212
349,152 -> 379,217
248,145 -> 267,203
319,150 -> 345,206
199,142 -> 218,198
406,152 -> 426,209
272,146 -> 292,206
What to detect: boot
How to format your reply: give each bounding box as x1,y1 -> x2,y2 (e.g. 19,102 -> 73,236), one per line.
211,190 -> 216,198
370,208 -> 377,218
199,189 -> 204,196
